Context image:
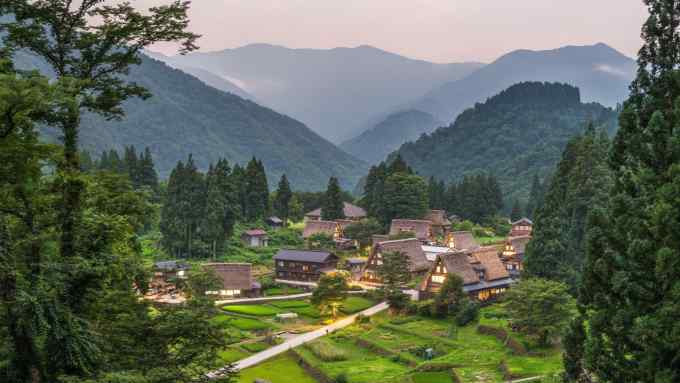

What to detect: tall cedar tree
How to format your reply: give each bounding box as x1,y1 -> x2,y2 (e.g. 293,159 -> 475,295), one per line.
524,126 -> 611,291
524,174 -> 544,219
382,173 -> 429,226
321,176 -> 345,221
510,199 -> 523,222
274,174 -> 293,225
244,157 -> 269,221
446,174 -> 503,224
202,159 -> 238,259
578,2 -> 680,381
428,176 -> 447,210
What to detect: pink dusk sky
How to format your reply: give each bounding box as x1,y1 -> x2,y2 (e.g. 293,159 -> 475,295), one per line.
137,0 -> 648,63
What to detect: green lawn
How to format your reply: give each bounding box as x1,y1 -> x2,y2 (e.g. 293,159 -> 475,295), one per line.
220,316 -> 271,331
222,304 -> 280,316
218,347 -> 249,363
237,353 -> 316,383
410,371 -> 452,383
241,342 -> 270,353
339,296 -> 375,314
263,286 -> 304,296
269,300 -> 310,309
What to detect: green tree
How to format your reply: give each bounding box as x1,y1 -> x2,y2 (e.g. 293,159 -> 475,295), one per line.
274,174 -> 292,225
562,315 -> 587,382
378,251 -> 411,312
381,173 -> 429,226
578,2 -> 680,381
321,177 -> 345,221
288,195 -> 304,223
311,273 -> 349,320
432,274 -> 466,317
525,174 -> 544,219
202,159 -> 238,259
510,199 -> 523,222
342,218 -> 383,254
244,158 -> 269,221
503,278 -> 575,347
524,126 -> 611,291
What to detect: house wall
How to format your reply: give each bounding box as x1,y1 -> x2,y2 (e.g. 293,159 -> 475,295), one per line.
275,260 -> 337,282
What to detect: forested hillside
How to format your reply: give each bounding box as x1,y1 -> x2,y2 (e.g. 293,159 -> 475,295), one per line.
34,55 -> 367,190
340,110 -> 442,164
412,43 -> 634,124
392,82 -> 619,203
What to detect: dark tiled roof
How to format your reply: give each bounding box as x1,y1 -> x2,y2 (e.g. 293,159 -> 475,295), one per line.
375,238 -> 431,272
203,263 -> 254,290
303,220 -> 338,238
243,229 -> 268,237
511,217 -> 533,226
448,231 -> 480,251
389,219 -> 432,241
154,260 -> 190,271
267,216 -> 283,224
274,249 -> 337,263
305,202 -> 367,219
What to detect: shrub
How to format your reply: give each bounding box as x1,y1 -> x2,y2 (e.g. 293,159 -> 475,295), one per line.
455,300 -> 480,326
355,314 -> 370,324
242,342 -> 269,353
334,373 -> 348,383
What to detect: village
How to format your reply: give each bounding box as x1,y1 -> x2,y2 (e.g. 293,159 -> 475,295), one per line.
146,202 -> 555,383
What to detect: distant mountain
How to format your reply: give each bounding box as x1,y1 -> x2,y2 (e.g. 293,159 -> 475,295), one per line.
391,82 -> 619,203
340,110 -> 442,164
412,43 -> 634,124
26,54 -> 366,191
157,44 -> 484,142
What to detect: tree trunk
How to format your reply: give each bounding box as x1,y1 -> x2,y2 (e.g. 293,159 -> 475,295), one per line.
59,115 -> 83,263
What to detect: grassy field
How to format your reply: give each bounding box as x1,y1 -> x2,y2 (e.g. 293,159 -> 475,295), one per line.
340,296 -> 375,314
236,353 -> 317,383
222,304 -> 281,316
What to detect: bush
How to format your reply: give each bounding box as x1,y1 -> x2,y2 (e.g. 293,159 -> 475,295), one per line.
415,300 -> 434,317
242,342 -> 269,353
455,300 -> 480,326
334,373 -> 348,383
354,314 -> 370,324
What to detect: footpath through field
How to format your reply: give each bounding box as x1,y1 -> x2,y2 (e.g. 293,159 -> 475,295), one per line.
208,301 -> 389,378
214,289 -> 367,306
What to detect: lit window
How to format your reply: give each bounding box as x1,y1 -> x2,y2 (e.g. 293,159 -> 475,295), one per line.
432,275 -> 445,283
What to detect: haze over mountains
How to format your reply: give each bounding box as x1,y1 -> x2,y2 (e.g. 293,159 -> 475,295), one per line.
153,42 -> 635,166
153,44 -> 484,142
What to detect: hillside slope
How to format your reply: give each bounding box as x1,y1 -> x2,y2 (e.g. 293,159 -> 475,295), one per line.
340,110 -> 442,164
33,55 -> 367,190
412,43 -> 634,123
392,82 -> 619,202
160,44 -> 484,142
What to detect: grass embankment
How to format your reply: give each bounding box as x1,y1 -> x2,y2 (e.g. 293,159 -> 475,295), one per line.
236,353 -> 317,383
284,305 -> 563,382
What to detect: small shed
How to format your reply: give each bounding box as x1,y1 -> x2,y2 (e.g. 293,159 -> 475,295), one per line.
266,216 -> 284,229
241,229 -> 269,248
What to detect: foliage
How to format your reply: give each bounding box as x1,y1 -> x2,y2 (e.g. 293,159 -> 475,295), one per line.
524,174 -> 546,219
562,316 -> 587,382
321,177 -> 345,221
577,3 -> 680,381
342,218 -> 383,251
381,173 -> 429,226
432,274 -> 467,317
445,173 -> 504,224
339,296 -> 376,314
236,353 -> 317,383
510,199 -> 523,222
393,82 -> 618,204
524,125 -> 611,291
185,266 -> 222,300
306,233 -> 335,250
305,339 -> 349,362
503,278 -> 575,347
454,300 -> 480,326
273,174 -> 292,225
312,273 -> 349,319
378,252 -> 412,312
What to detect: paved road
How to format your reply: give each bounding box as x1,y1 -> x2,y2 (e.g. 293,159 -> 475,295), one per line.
208,302 -> 388,377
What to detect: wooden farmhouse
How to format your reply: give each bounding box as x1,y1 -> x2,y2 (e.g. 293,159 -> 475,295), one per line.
425,209 -> 452,236
203,263 -> 261,298
510,218 -> 533,237
444,231 -> 480,251
304,202 -> 367,222
266,216 -> 284,230
150,260 -> 190,293
241,229 -> 268,248
303,220 -> 342,240
361,238 -> 431,283
389,219 -> 434,243
420,247 -> 514,302
501,235 -> 531,277
274,249 -> 339,283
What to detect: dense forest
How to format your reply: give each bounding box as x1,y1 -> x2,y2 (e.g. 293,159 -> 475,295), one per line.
392,82 -> 619,204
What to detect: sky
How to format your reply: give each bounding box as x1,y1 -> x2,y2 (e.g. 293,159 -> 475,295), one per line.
138,0 -> 648,63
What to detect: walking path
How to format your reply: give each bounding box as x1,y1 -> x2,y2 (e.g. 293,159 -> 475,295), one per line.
208,302 -> 388,378
214,289 -> 367,306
